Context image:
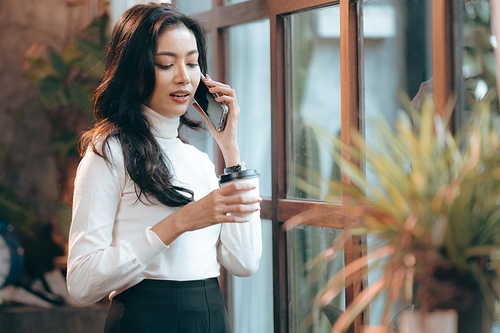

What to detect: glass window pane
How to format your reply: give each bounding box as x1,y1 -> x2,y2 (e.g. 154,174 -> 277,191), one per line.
227,20 -> 272,333
364,0 -> 432,131
288,225 -> 345,332
224,0 -> 249,4
175,0 -> 211,15
228,20 -> 272,197
362,0 -> 432,326
459,0 -> 499,123
232,219 -> 273,333
287,5 -> 342,201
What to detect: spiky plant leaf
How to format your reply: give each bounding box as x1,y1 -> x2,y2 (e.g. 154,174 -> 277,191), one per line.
285,96 -> 500,332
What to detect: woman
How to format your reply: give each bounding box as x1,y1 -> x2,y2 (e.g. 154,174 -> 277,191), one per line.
66,3 -> 262,333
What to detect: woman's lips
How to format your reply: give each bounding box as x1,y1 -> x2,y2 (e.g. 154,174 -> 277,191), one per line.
170,90 -> 190,103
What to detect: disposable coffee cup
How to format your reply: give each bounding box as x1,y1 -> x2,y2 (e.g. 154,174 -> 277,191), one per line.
219,169 -> 260,218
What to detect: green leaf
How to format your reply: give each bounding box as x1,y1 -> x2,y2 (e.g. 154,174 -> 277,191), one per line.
51,133 -> 79,159
23,57 -> 53,86
73,36 -> 106,76
77,38 -> 105,60
69,82 -> 91,112
57,85 -> 71,106
49,48 -> 67,77
0,186 -> 37,237
61,44 -> 84,67
39,76 -> 62,108
81,80 -> 97,124
82,13 -> 110,47
56,201 -> 72,239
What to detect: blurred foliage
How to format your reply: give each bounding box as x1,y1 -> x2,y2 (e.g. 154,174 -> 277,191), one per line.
16,4 -> 110,239
0,186 -> 37,237
23,11 -> 109,123
286,96 -> 500,332
462,0 -> 499,114
56,201 -> 72,239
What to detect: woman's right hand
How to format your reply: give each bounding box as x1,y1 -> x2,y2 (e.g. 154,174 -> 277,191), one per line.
151,183 -> 261,244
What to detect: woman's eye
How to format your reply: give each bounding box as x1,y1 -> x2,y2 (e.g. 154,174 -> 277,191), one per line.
155,63 -> 173,70
188,63 -> 199,68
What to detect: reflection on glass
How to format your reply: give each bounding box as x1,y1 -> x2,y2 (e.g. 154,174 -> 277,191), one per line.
363,0 -> 432,130
224,0 -> 249,4
461,0 -> 499,119
228,20 -> 272,197
289,225 -> 345,333
287,6 -> 342,201
232,220 -> 273,333
175,0 -> 211,15
362,0 -> 432,326
227,21 -> 272,333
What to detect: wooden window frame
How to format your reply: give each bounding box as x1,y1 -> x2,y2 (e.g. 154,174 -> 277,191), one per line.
173,0 -> 456,332
432,0 -> 454,121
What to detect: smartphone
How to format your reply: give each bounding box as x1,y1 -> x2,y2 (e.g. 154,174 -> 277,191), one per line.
193,73 -> 229,132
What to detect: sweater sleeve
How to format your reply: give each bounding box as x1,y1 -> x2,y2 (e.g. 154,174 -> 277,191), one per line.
217,213 -> 262,277
66,141 -> 168,305
212,158 -> 263,277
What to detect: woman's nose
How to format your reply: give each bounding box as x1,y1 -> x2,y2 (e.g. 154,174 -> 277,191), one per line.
174,64 -> 190,84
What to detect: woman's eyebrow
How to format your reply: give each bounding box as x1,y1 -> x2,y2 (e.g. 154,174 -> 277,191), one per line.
155,49 -> 199,56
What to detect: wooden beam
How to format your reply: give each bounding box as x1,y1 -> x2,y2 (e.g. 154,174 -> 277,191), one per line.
340,0 -> 359,167
431,0 -> 453,119
195,0 -> 268,29
260,198 -> 273,220
340,1 -> 362,332
270,10 -> 288,332
214,0 -> 268,28
270,0 -> 339,15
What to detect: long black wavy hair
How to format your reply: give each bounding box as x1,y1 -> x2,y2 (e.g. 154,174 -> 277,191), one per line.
80,3 -> 207,207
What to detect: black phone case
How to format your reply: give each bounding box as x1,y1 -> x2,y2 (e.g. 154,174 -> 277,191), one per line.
193,74 -> 229,132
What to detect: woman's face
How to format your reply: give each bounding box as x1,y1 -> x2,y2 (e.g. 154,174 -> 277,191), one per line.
145,25 -> 201,118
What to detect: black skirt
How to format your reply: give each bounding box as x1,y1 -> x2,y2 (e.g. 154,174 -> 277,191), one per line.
103,278 -> 231,333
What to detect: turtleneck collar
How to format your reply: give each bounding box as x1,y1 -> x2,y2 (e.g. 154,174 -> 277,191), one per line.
142,105 -> 180,140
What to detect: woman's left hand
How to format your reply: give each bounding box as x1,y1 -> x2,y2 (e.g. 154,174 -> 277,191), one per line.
192,75 -> 241,167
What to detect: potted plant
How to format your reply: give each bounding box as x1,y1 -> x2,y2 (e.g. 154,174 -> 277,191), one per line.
285,95 -> 500,333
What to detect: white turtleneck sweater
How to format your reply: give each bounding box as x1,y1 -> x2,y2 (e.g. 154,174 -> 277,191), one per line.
66,106 -> 262,305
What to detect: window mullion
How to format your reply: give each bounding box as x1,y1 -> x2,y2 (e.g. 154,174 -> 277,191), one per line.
340,0 -> 363,332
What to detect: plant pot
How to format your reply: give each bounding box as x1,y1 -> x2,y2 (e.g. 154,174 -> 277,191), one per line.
414,267 -> 492,333
399,309 -> 458,333
454,283 -> 491,333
